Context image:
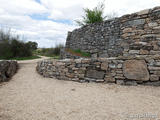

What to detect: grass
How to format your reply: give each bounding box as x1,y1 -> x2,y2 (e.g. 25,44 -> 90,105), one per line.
66,48 -> 91,58
0,55 -> 41,61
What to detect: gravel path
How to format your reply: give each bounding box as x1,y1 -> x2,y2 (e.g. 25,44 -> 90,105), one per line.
0,57 -> 160,120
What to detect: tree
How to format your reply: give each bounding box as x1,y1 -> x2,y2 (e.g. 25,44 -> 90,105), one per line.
76,2 -> 106,26
26,41 -> 38,51
11,39 -> 32,57
0,29 -> 37,59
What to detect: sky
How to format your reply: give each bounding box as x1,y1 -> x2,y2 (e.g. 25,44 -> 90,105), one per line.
0,0 -> 160,48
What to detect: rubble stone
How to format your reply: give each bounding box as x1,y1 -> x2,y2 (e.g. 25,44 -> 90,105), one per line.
0,61 -> 18,83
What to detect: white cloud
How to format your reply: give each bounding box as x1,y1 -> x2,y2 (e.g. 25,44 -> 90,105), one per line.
0,0 -> 47,15
48,4 -> 83,20
40,0 -> 101,20
104,0 -> 160,16
41,0 -> 160,20
0,0 -> 160,47
0,13 -> 76,47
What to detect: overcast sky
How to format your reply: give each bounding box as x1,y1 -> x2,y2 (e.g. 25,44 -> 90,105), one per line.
0,0 -> 160,48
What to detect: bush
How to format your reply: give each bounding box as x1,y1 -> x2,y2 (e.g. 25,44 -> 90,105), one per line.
76,2 -> 118,26
76,2 -> 106,26
0,29 -> 38,59
11,40 -> 32,57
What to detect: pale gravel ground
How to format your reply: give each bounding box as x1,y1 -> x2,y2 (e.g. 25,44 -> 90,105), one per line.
0,57 -> 160,120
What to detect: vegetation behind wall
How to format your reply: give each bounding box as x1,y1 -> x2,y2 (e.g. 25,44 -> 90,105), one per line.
35,44 -> 64,58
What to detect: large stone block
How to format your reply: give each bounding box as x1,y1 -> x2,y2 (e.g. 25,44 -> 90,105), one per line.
123,60 -> 149,81
128,19 -> 145,26
85,69 -> 105,79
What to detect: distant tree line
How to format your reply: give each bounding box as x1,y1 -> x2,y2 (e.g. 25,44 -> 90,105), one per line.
35,44 -> 64,57
0,29 -> 38,59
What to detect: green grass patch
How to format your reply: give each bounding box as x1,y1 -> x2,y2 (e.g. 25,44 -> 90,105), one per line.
66,49 -> 91,58
0,55 -> 41,61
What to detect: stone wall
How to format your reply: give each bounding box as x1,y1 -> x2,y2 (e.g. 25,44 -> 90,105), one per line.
37,56 -> 160,86
0,61 -> 18,83
63,6 -> 160,58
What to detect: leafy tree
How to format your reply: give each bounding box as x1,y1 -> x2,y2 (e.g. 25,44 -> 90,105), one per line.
26,41 -> 38,51
11,40 -> 32,57
76,2 -> 106,26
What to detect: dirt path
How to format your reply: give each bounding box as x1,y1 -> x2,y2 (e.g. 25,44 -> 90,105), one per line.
0,57 -> 160,120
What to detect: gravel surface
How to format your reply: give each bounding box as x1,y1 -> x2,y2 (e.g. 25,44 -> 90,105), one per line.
0,57 -> 160,120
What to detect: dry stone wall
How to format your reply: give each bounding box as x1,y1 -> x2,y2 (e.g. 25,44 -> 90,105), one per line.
63,6 -> 160,58
37,56 -> 160,86
0,61 -> 18,83
37,6 -> 160,86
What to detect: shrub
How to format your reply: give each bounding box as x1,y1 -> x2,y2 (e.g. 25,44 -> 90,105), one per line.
0,29 -> 38,59
76,2 -> 106,26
